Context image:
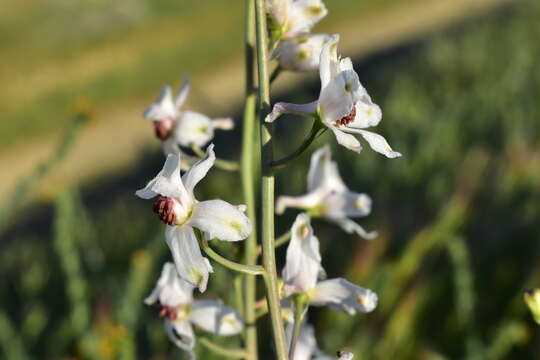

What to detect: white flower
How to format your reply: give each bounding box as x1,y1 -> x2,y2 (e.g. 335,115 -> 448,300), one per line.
281,214 -> 377,314
265,35 -> 401,158
286,321 -> 355,360
146,263 -> 243,357
276,145 -> 377,240
282,213 -> 325,296
143,76 -> 234,152
266,0 -> 328,39
136,144 -> 252,291
273,33 -> 331,72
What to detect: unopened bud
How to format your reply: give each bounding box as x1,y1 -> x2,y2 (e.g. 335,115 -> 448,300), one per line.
153,196 -> 180,226
524,288 -> 540,324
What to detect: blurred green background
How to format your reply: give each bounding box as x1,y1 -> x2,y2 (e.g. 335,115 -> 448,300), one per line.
1,0 -> 540,359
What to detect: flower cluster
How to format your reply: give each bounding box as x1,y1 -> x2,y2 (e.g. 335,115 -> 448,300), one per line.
143,76 -> 234,159
267,0 -> 330,72
146,263 -> 243,358
136,0 -> 401,358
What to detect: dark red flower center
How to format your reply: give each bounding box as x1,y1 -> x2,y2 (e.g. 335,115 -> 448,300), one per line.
153,196 -> 177,226
335,105 -> 356,127
153,119 -> 174,140
159,306 -> 178,321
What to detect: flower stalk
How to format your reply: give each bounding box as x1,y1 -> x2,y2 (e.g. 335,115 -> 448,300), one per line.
199,337 -> 249,359
254,0 -> 288,358
242,0 -> 259,358
195,230 -> 265,276
289,295 -> 308,360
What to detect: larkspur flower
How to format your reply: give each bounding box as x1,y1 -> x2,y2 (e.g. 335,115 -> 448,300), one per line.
146,263 -> 243,357
276,145 -> 377,240
286,322 -> 354,360
266,34 -> 401,158
282,214 -> 378,314
136,144 -> 252,291
143,76 -> 234,153
273,33 -> 331,72
266,0 -> 328,39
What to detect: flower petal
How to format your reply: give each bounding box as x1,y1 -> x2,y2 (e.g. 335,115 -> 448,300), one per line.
190,298 -> 243,335
332,217 -> 377,240
173,111 -> 214,147
211,118 -> 234,130
329,127 -> 362,153
286,0 -> 328,37
145,262 -> 194,307
307,145 -> 347,193
165,226 -> 213,292
143,85 -> 177,121
286,323 -> 318,360
282,213 -> 324,296
265,101 -> 318,123
275,33 -> 330,72
319,34 -> 340,89
181,144 -> 216,196
349,101 -> 382,129
135,153 -> 189,200
189,200 -> 252,241
318,70 -> 359,124
165,318 -> 196,352
323,191 -> 372,219
344,129 -> 402,158
309,278 -> 378,314
275,191 -> 324,215
174,75 -> 191,110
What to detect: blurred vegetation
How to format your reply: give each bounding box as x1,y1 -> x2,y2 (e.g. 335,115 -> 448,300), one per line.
2,0 -> 540,359
0,0 -> 399,150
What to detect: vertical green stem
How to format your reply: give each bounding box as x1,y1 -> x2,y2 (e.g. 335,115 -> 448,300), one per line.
242,0 -> 259,358
254,0 -> 288,359
289,297 -> 307,359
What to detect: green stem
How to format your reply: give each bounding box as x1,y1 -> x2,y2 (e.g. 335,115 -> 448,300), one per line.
191,144 -> 239,171
199,337 -> 248,359
289,296 -> 308,359
242,0 -> 259,358
256,230 -> 291,257
270,122 -> 325,169
270,66 -> 282,84
254,0 -> 288,358
195,230 -> 266,276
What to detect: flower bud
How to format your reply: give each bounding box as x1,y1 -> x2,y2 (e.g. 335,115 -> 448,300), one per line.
524,288 -> 540,324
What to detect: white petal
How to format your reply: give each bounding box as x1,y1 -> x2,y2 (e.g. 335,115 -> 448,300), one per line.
307,146 -> 347,193
211,117 -> 234,130
286,323 -> 318,360
145,262 -> 194,307
318,70 -> 360,124
275,191 -> 324,215
166,226 -> 213,292
190,200 -> 252,241
343,128 -> 401,158
323,192 -> 372,219
286,0 -> 328,38
173,111 -> 215,147
282,213 -> 324,295
165,318 -> 196,352
143,85 -> 177,121
266,0 -> 289,30
190,298 -> 243,335
349,102 -> 382,129
339,57 -> 354,72
329,127 -> 362,153
332,217 -> 377,240
309,278 -> 378,314
337,352 -> 354,360
181,144 -> 216,195
319,34 -> 340,89
174,75 -> 191,110
265,101 -> 318,123
275,34 -> 330,72
135,154 -> 189,200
